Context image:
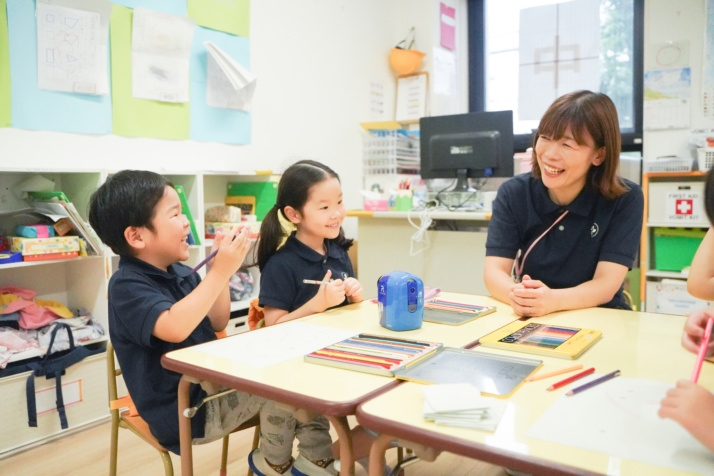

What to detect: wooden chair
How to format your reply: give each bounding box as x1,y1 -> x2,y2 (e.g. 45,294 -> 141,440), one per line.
107,341 -> 260,476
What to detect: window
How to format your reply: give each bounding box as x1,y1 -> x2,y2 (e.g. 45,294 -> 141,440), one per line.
468,0 -> 644,152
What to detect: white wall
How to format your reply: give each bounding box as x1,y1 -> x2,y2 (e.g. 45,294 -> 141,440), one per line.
644,0 -> 711,161
0,0 -> 468,238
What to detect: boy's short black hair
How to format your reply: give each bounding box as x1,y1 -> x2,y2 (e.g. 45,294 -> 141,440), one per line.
88,170 -> 173,257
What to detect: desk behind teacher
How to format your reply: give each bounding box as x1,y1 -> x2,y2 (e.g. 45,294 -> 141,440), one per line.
348,210 -> 491,298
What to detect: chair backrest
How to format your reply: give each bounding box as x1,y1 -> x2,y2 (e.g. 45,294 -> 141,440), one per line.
247,298 -> 265,331
106,341 -> 138,417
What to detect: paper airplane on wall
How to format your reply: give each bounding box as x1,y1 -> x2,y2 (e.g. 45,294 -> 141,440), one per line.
204,41 -> 256,111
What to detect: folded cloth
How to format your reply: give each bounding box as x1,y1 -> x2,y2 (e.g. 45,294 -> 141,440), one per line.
0,287 -> 73,329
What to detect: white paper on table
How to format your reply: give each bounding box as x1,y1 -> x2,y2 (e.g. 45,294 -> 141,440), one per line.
422,383 -> 488,413
131,7 -> 194,103
527,377 -> 714,474
204,41 -> 256,111
193,321 -> 357,368
36,0 -> 111,95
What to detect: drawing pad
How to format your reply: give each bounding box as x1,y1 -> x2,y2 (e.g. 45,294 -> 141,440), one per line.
393,347 -> 542,398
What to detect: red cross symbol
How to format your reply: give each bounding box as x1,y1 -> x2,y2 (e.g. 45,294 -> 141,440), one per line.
676,199 -> 693,215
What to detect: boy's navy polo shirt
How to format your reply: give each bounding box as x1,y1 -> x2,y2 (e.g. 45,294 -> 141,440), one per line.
259,233 -> 355,312
486,173 -> 643,309
108,255 -> 217,454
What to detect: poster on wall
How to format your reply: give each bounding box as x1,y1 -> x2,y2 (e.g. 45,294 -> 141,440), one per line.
643,67 -> 691,130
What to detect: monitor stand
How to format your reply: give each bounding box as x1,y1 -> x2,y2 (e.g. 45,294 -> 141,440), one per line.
455,169 -> 476,192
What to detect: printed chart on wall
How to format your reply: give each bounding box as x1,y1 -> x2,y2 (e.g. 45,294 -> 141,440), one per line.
704,0 -> 714,117
643,67 -> 691,130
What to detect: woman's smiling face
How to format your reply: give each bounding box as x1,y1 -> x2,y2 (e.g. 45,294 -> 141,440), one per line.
534,126 -> 605,205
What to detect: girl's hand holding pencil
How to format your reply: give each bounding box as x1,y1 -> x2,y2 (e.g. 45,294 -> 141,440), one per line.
311,270 -> 346,311
682,309 -> 714,359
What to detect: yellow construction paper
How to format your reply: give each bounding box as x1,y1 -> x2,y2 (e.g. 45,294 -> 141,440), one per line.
0,0 -> 11,128
188,0 -> 250,38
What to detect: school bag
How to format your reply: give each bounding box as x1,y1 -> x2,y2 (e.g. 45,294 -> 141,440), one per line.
25,322 -> 91,429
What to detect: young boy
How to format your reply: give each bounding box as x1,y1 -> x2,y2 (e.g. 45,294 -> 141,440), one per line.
89,170 -> 336,476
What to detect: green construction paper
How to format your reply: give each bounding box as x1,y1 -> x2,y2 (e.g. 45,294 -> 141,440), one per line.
0,0 -> 11,128
188,0 -> 249,38
110,5 -> 190,140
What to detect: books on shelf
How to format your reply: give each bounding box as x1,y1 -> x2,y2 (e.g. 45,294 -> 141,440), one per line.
27,191 -> 103,256
423,298 -> 496,325
304,333 -> 442,377
479,321 -> 602,360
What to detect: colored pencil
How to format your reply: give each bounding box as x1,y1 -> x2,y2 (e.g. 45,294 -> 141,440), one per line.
547,367 -> 595,391
303,279 -> 331,285
358,334 -> 431,347
566,370 -> 621,396
525,364 -> 583,382
192,249 -> 218,273
691,317 -> 714,383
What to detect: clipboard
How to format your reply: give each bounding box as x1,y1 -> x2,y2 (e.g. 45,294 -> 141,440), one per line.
393,347 -> 542,398
395,72 -> 428,123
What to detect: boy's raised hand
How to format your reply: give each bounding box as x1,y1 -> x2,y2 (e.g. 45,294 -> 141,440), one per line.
210,227 -> 251,279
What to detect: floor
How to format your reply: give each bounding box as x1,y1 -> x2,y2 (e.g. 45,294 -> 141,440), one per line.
1,417 -> 509,476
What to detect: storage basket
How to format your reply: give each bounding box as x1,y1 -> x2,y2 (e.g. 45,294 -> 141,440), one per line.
643,157 -> 693,173
363,130 -> 420,175
697,148 -> 714,172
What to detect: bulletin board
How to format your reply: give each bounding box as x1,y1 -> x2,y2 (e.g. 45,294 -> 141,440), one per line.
0,0 -> 252,144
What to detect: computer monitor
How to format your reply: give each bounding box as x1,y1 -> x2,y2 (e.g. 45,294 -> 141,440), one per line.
420,110 -> 514,191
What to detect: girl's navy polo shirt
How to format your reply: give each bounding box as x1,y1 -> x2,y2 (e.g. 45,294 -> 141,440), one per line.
486,173 -> 644,309
259,233 -> 355,312
108,255 -> 216,454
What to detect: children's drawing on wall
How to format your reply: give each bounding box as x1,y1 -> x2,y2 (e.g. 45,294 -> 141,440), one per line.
36,0 -> 111,95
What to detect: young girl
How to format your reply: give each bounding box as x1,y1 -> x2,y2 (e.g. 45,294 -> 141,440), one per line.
249,160 -> 363,476
658,167 -> 714,452
484,90 -> 644,317
258,160 -> 363,325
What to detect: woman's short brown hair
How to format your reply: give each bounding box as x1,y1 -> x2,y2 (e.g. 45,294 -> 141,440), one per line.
531,90 -> 628,199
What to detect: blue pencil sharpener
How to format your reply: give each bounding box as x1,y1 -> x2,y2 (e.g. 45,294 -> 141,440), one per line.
377,271 -> 424,331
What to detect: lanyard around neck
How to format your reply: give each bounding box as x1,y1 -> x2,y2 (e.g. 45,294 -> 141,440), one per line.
513,210 -> 569,283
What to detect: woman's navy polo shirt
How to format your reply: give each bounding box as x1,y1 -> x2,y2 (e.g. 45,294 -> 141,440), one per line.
108,255 -> 216,454
485,173 -> 644,309
259,233 -> 355,312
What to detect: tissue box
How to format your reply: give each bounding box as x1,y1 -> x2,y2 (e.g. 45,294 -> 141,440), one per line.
363,198 -> 388,211
11,236 -> 80,255
205,205 -> 241,223
205,222 -> 261,239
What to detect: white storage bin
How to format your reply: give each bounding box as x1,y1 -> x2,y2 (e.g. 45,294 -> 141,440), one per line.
697,148 -> 714,172
643,157 -> 693,173
0,353 -> 108,456
654,279 -> 712,316
648,181 -> 707,225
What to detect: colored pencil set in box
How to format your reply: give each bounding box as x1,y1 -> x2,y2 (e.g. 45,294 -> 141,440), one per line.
304,333 -> 443,377
423,299 -> 497,326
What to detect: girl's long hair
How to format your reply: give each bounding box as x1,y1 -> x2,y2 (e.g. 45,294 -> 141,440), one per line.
256,160 -> 353,271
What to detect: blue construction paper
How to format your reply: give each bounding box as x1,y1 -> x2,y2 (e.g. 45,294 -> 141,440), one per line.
7,0 -> 111,134
109,0 -> 187,16
189,26 -> 251,145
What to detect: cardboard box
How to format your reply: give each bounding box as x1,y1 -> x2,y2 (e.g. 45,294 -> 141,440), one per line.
648,182 -> 706,224
11,236 -> 80,256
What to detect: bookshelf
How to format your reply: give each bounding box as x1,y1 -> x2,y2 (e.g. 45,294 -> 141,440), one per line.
0,168 -> 269,457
